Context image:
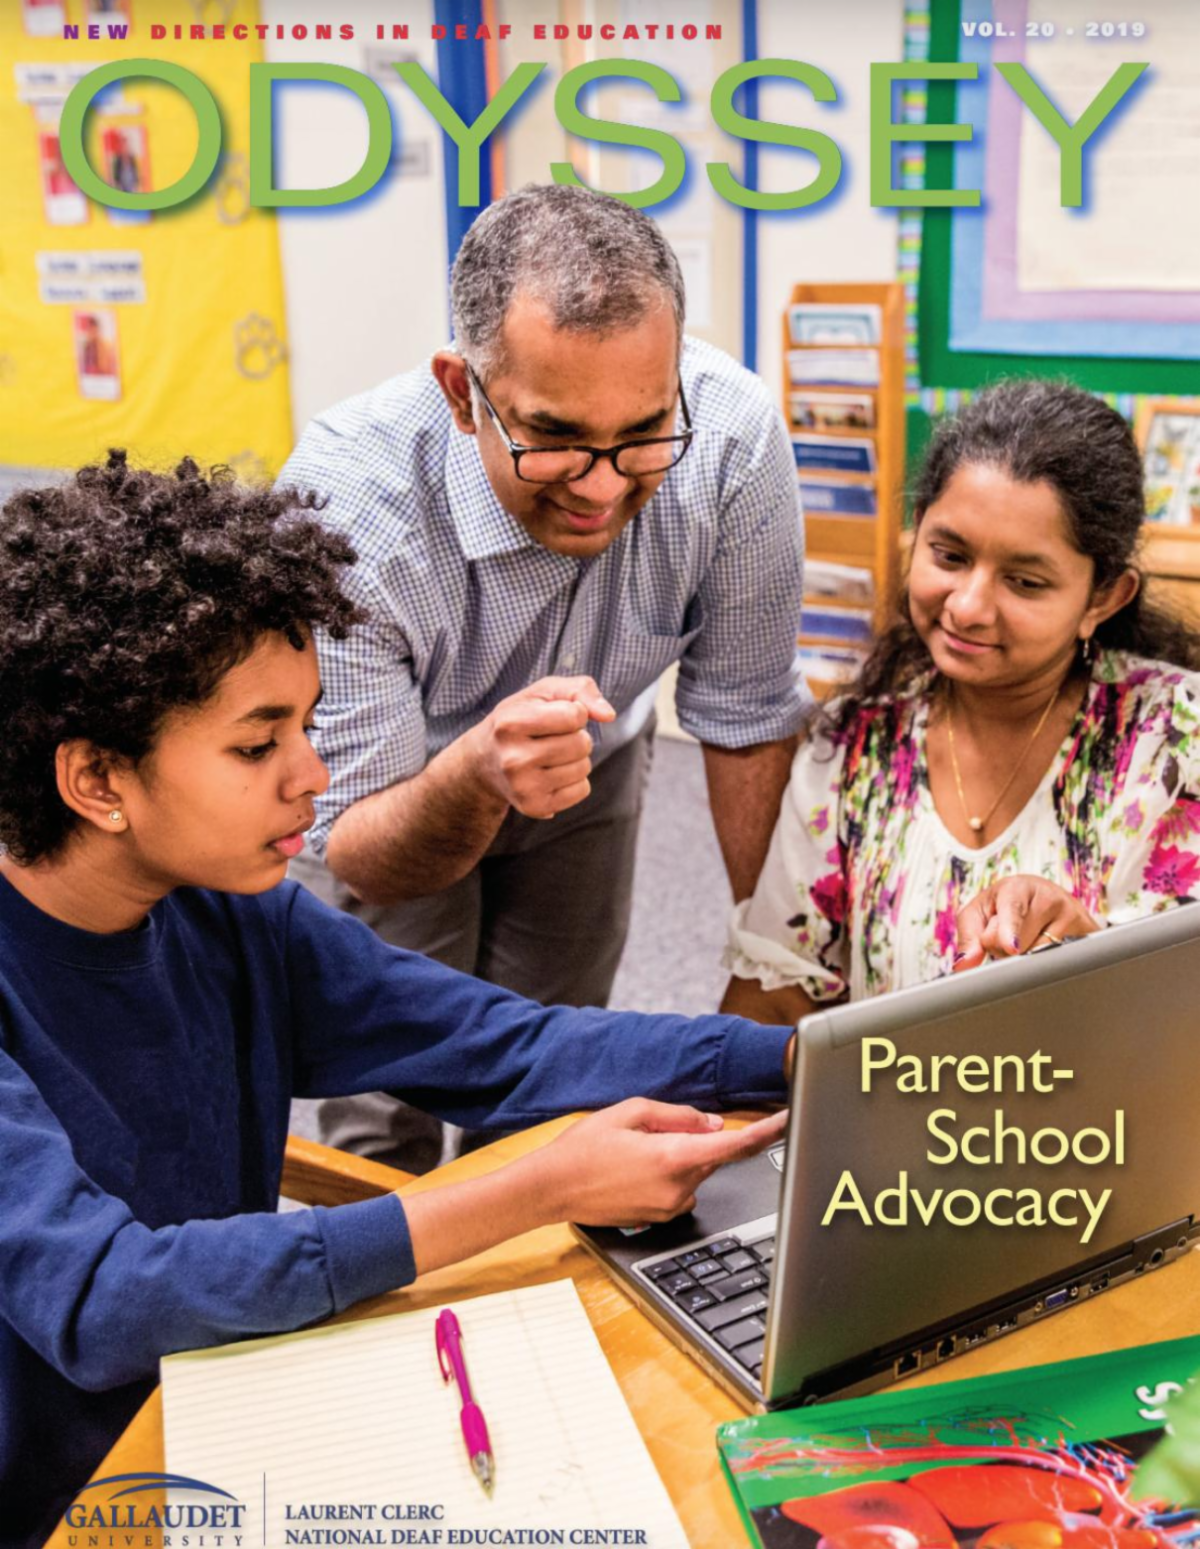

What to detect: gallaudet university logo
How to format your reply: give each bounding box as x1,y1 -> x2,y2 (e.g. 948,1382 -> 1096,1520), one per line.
66,1473 -> 247,1546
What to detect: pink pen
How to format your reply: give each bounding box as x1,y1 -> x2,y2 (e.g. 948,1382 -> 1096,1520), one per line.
435,1309 -> 495,1493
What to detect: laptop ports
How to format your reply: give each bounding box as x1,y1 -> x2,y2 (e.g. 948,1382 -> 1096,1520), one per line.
936,1336 -> 956,1361
894,1350 -> 920,1378
1044,1288 -> 1070,1312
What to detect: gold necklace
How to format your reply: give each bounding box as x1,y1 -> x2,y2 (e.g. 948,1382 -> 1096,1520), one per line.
945,684 -> 1062,835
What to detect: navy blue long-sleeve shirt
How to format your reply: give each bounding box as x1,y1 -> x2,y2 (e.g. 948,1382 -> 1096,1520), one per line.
0,875 -> 788,1547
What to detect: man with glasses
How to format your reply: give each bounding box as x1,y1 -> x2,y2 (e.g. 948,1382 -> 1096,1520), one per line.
283,183 -> 806,1169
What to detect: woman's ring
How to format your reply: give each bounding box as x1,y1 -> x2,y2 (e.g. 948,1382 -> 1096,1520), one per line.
1035,930 -> 1064,947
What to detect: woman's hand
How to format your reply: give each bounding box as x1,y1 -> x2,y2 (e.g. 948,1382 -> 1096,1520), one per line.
954,876 -> 1102,971
524,1099 -> 789,1228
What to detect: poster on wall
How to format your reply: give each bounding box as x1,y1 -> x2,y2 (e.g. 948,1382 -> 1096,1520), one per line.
72,306 -> 121,399
101,121 -> 151,224
21,0 -> 64,37
1141,403 -> 1200,525
87,0 -> 133,24
37,126 -> 86,225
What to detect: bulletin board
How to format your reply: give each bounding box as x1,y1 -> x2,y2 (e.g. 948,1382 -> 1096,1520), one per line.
0,0 -> 293,487
902,0 -> 1200,476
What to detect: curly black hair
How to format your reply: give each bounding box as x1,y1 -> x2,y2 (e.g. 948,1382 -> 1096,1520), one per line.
824,378 -> 1200,731
0,449 -> 364,864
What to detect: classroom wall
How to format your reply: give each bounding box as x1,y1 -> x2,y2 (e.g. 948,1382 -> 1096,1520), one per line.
754,0 -> 904,390
266,0 -> 904,435
263,0 -> 449,433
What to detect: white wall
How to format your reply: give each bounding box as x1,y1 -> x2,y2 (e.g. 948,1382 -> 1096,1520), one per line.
754,0 -> 904,389
263,0 -> 449,433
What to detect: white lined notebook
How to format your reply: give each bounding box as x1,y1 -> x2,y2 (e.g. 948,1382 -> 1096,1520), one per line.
162,1279 -> 688,1545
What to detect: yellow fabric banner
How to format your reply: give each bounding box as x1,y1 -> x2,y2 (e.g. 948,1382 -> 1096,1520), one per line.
0,0 -> 292,481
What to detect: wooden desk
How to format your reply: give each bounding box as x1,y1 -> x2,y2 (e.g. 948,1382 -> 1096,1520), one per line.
46,1116 -> 1200,1549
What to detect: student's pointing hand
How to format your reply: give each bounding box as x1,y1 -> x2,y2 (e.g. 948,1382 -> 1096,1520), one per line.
403,1103 -> 789,1278
468,674 -> 617,820
532,1099 -> 789,1228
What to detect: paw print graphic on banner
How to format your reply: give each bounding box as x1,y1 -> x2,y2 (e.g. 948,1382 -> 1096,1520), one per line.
234,314 -> 286,380
214,153 -> 251,226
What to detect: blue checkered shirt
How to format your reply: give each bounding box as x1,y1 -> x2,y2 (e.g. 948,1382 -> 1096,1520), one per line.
282,336 -> 808,858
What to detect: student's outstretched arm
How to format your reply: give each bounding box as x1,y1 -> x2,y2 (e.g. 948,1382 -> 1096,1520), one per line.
0,1048 -> 785,1393
404,1103 -> 789,1275
279,881 -> 792,1129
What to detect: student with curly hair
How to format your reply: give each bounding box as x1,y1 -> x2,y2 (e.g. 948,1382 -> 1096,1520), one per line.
722,379 -> 1200,1024
0,451 -> 790,1549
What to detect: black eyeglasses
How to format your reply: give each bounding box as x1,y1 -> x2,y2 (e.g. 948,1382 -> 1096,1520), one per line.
466,363 -> 694,484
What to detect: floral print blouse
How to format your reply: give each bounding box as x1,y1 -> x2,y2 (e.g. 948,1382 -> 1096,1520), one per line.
727,652 -> 1200,1002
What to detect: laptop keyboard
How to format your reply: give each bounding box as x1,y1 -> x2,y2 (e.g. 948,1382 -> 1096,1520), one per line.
636,1230 -> 776,1381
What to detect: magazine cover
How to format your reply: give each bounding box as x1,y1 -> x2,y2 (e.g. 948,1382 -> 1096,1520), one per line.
718,1336 -> 1200,1549
2,2 -> 1200,1547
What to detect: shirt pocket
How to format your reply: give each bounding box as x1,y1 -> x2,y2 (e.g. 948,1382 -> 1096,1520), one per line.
599,623 -> 702,710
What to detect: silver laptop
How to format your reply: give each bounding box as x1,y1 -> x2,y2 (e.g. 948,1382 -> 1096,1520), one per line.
576,904 -> 1200,1409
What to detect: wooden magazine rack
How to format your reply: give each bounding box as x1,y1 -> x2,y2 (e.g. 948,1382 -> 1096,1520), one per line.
782,281 -> 906,696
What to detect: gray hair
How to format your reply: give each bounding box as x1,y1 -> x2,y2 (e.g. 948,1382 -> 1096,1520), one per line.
450,184 -> 686,377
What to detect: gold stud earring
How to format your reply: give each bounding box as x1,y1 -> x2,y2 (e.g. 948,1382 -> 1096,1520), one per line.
108,810 -> 123,824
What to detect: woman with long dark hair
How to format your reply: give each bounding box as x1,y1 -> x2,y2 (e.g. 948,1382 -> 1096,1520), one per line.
722,378 -> 1200,1025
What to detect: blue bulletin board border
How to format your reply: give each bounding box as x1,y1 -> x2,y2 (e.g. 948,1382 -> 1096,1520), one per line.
434,0 -> 493,273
